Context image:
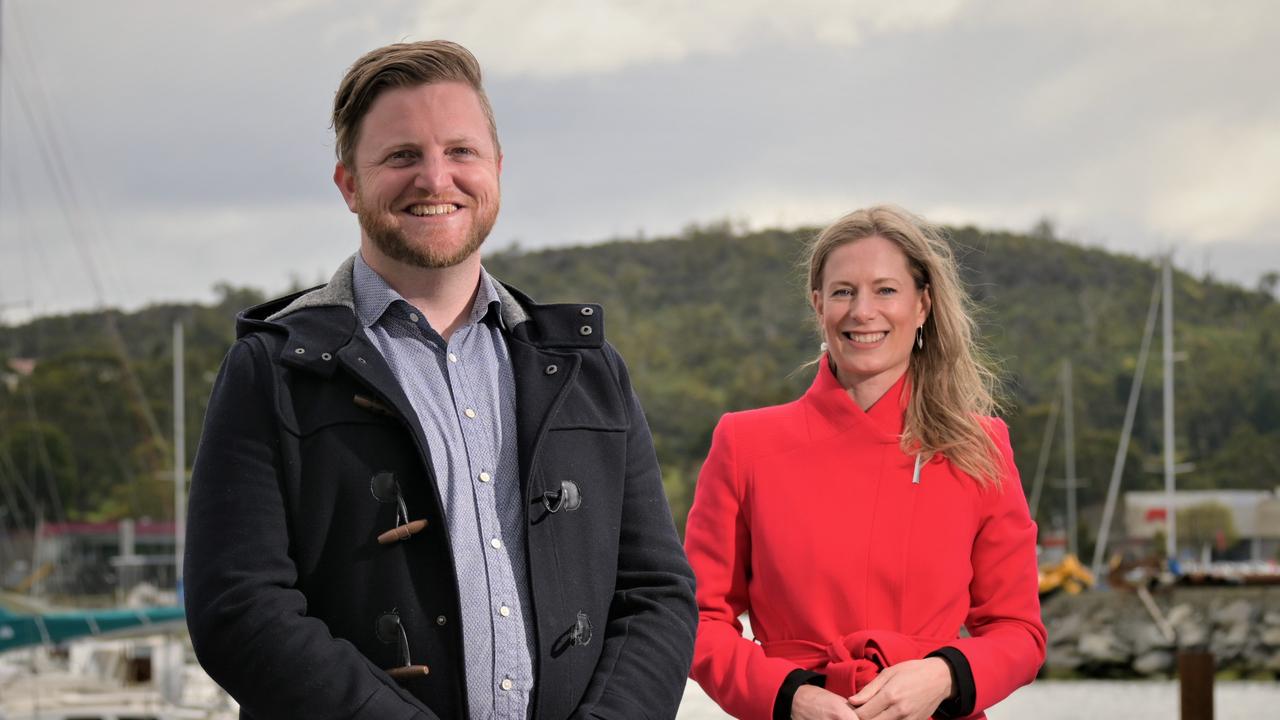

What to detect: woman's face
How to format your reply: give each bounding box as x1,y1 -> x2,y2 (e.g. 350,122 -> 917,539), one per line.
812,235 -> 931,396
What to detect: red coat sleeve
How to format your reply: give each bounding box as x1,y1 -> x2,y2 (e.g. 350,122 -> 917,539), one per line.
945,418 -> 1047,714
685,414 -> 801,720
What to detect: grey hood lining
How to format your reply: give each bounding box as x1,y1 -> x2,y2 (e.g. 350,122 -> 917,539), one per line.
266,254 -> 531,329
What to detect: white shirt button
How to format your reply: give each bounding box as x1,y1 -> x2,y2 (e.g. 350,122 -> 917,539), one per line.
499,605 -> 511,617
408,313 -> 419,323
500,678 -> 513,691
478,471 -> 491,483
490,538 -> 502,549
448,352 -> 458,363
464,408 -> 476,419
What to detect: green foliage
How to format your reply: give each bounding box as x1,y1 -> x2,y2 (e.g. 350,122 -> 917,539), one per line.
1176,501 -> 1238,549
0,227 -> 1276,547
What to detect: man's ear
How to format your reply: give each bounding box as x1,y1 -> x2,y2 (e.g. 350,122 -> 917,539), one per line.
334,162 -> 358,213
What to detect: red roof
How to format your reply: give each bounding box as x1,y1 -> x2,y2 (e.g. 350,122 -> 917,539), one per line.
39,520 -> 176,538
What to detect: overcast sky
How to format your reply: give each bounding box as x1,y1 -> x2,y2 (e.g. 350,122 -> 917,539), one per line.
1,0 -> 1277,320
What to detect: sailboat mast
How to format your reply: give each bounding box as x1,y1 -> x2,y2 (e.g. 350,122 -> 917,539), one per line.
1090,275 -> 1162,578
1162,256 -> 1177,560
1063,359 -> 1078,557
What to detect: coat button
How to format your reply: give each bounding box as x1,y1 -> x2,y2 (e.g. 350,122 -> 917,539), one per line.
294,347 -> 306,355
436,615 -> 447,626
580,306 -> 594,316
579,325 -> 593,336
544,364 -> 558,375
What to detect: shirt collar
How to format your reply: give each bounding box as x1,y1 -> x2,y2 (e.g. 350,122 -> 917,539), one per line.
352,252 -> 505,332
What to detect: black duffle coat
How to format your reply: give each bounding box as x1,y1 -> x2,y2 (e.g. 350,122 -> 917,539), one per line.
184,257 -> 697,720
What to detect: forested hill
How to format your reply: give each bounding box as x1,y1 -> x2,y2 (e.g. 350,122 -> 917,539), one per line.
2,224 -> 1277,547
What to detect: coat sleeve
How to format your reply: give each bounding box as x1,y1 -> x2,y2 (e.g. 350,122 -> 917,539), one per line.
570,344 -> 698,719
184,337 -> 437,720
943,418 -> 1047,715
684,414 -> 804,720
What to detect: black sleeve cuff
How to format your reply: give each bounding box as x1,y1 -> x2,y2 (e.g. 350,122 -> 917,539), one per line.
772,669 -> 826,720
926,646 -> 976,719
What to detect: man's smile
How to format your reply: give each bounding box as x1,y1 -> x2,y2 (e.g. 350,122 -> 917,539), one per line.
405,203 -> 461,217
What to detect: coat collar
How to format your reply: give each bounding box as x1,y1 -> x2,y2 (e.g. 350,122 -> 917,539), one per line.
234,254 -> 605,377
803,356 -> 908,444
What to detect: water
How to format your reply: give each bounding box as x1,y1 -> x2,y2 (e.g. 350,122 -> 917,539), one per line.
676,678 -> 1280,719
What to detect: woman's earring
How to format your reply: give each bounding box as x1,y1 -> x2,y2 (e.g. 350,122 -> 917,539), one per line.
916,326 -> 924,350
820,341 -> 829,352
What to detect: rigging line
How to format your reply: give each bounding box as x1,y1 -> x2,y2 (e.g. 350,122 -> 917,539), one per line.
0,440 -> 31,529
2,163 -> 42,323
1027,390 -> 1060,524
8,6 -> 121,289
1091,274 -> 1162,579
4,37 -> 107,302
77,358 -> 143,509
21,382 -> 67,526
5,24 -> 167,453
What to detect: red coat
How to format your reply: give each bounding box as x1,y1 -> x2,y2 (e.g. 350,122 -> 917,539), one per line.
685,365 -> 1046,720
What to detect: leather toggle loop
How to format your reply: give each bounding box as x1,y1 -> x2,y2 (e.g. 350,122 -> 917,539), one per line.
540,480 -> 582,513
376,611 -> 431,681
570,611 -> 593,647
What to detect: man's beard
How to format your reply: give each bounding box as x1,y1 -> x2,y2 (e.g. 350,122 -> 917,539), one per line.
356,191 -> 498,270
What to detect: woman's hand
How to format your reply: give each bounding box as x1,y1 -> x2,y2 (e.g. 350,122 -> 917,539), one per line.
846,657 -> 953,720
792,684 -> 862,719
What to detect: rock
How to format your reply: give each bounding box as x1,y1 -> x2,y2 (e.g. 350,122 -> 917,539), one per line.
1261,626 -> 1280,646
1130,622 -> 1174,655
1166,603 -> 1195,627
1211,599 -> 1256,627
1133,650 -> 1174,675
1046,644 -> 1084,671
1048,612 -> 1086,644
1078,631 -> 1129,664
1177,622 -> 1210,648
1211,621 -> 1252,661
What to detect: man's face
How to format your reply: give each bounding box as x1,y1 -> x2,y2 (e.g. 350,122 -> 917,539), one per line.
335,81 -> 501,269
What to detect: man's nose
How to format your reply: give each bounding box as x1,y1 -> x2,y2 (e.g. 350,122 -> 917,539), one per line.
413,155 -> 451,194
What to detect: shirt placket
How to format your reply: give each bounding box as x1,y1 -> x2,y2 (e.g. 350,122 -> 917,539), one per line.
448,324 -> 527,718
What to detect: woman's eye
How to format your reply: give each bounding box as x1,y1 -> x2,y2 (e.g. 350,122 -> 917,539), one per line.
877,287 -> 897,295
831,288 -> 852,298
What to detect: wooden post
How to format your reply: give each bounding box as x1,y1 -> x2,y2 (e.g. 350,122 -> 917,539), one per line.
1178,650 -> 1213,720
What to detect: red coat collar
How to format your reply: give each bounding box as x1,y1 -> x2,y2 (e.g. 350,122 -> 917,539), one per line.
803,356 -> 908,444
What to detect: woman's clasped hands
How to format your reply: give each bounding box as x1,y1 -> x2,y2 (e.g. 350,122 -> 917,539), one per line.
792,658 -> 954,720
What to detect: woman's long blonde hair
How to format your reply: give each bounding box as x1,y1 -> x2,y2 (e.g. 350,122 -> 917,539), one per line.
807,205 -> 1005,488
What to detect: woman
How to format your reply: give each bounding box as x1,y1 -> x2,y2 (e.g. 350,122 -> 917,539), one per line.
685,206 -> 1045,720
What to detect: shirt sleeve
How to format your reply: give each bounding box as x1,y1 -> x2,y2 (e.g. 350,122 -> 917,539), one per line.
685,414 -> 807,720
942,418 -> 1047,714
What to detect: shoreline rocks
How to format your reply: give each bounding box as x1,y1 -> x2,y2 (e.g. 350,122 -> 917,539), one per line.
1040,586 -> 1280,678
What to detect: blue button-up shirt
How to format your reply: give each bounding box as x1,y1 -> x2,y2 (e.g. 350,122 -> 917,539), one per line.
353,254 -> 533,720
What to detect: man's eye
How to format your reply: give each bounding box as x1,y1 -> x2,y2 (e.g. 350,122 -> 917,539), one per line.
449,147 -> 478,158
387,151 -> 417,165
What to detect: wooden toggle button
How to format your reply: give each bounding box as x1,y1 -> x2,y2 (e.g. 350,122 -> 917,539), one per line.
386,664 -> 430,681
377,518 -> 429,545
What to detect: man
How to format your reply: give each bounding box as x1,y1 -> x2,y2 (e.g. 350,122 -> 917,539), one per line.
184,41 -> 696,720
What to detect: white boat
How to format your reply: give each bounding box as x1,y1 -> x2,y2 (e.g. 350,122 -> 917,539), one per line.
0,634 -> 236,720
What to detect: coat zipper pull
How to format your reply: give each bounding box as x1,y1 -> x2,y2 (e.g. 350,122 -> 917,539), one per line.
911,454 -> 923,485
